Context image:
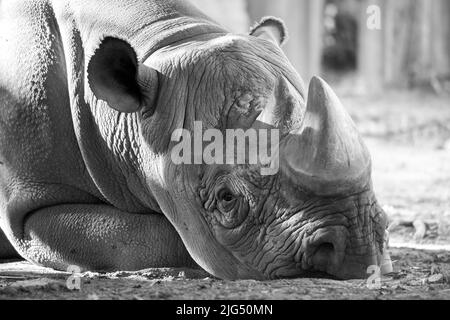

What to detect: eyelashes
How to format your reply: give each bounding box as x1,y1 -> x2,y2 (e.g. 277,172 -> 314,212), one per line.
214,186 -> 249,229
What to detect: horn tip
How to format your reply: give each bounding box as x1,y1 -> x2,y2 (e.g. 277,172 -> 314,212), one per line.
309,76 -> 329,92
310,75 -> 326,84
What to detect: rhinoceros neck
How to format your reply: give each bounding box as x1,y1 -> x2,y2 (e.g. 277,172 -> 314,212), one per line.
129,8 -> 228,62
57,0 -> 227,61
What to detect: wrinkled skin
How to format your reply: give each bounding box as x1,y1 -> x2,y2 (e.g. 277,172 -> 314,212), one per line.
0,0 -> 390,280
152,39 -> 390,279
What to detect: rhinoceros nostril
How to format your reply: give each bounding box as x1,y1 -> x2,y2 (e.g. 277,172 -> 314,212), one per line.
311,242 -> 335,270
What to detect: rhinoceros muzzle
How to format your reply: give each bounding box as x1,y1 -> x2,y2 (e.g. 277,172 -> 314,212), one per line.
301,226 -> 392,279
275,77 -> 393,279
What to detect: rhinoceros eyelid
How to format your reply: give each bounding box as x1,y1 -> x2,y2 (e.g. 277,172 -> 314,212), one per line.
217,188 -> 236,202
141,73 -> 162,119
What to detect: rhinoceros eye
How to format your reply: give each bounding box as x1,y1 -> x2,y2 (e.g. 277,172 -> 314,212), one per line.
216,188 -> 237,211
215,187 -> 249,228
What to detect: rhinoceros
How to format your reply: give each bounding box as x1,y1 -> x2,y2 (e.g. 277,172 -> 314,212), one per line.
0,0 -> 392,280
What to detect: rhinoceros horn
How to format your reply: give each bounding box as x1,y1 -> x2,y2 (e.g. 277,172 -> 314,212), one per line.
282,76 -> 371,195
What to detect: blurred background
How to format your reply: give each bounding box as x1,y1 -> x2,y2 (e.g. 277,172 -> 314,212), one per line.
191,0 -> 450,247
190,0 -> 450,94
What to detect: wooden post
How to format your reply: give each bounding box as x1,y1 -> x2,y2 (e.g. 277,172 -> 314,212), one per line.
358,0 -> 385,94
382,0 -> 414,87
432,0 -> 450,81
359,0 -> 450,93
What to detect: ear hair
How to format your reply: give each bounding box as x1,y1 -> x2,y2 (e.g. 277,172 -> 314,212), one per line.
249,16 -> 289,47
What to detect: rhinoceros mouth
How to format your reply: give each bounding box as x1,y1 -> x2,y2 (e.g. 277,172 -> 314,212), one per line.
278,196 -> 389,280
292,270 -> 340,280
296,227 -> 390,280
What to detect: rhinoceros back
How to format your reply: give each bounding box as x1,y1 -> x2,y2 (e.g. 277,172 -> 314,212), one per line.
0,0 -> 222,238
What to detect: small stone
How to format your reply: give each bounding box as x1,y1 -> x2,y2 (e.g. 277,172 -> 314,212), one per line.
430,264 -> 440,275
427,273 -> 444,284
87,293 -> 100,300
392,284 -> 406,291
442,139 -> 450,151
381,251 -> 393,274
435,254 -> 449,263
413,219 -> 427,241
177,271 -> 186,278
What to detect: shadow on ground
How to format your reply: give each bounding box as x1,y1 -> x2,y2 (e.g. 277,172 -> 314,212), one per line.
0,247 -> 449,300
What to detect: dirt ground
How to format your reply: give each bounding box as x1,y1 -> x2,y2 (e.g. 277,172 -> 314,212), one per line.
1,247 -> 450,300
0,89 -> 449,300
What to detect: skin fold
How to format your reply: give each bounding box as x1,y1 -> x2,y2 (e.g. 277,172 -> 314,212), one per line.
0,0 -> 390,280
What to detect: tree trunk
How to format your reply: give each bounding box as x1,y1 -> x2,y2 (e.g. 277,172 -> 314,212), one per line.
358,0 -> 385,94
432,0 -> 450,82
359,0 -> 450,93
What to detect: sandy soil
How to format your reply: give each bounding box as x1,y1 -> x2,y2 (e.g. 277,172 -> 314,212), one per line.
0,247 -> 450,300
0,90 -> 449,300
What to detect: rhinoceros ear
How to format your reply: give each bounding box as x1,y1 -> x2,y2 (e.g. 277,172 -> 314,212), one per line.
87,37 -> 158,114
250,17 -> 288,47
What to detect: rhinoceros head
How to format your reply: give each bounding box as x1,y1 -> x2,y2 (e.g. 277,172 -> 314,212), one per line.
87,18 -> 391,280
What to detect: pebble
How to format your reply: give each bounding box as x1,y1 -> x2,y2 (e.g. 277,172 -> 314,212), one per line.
427,273 -> 444,284
413,220 -> 427,241
442,139 -> 450,151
